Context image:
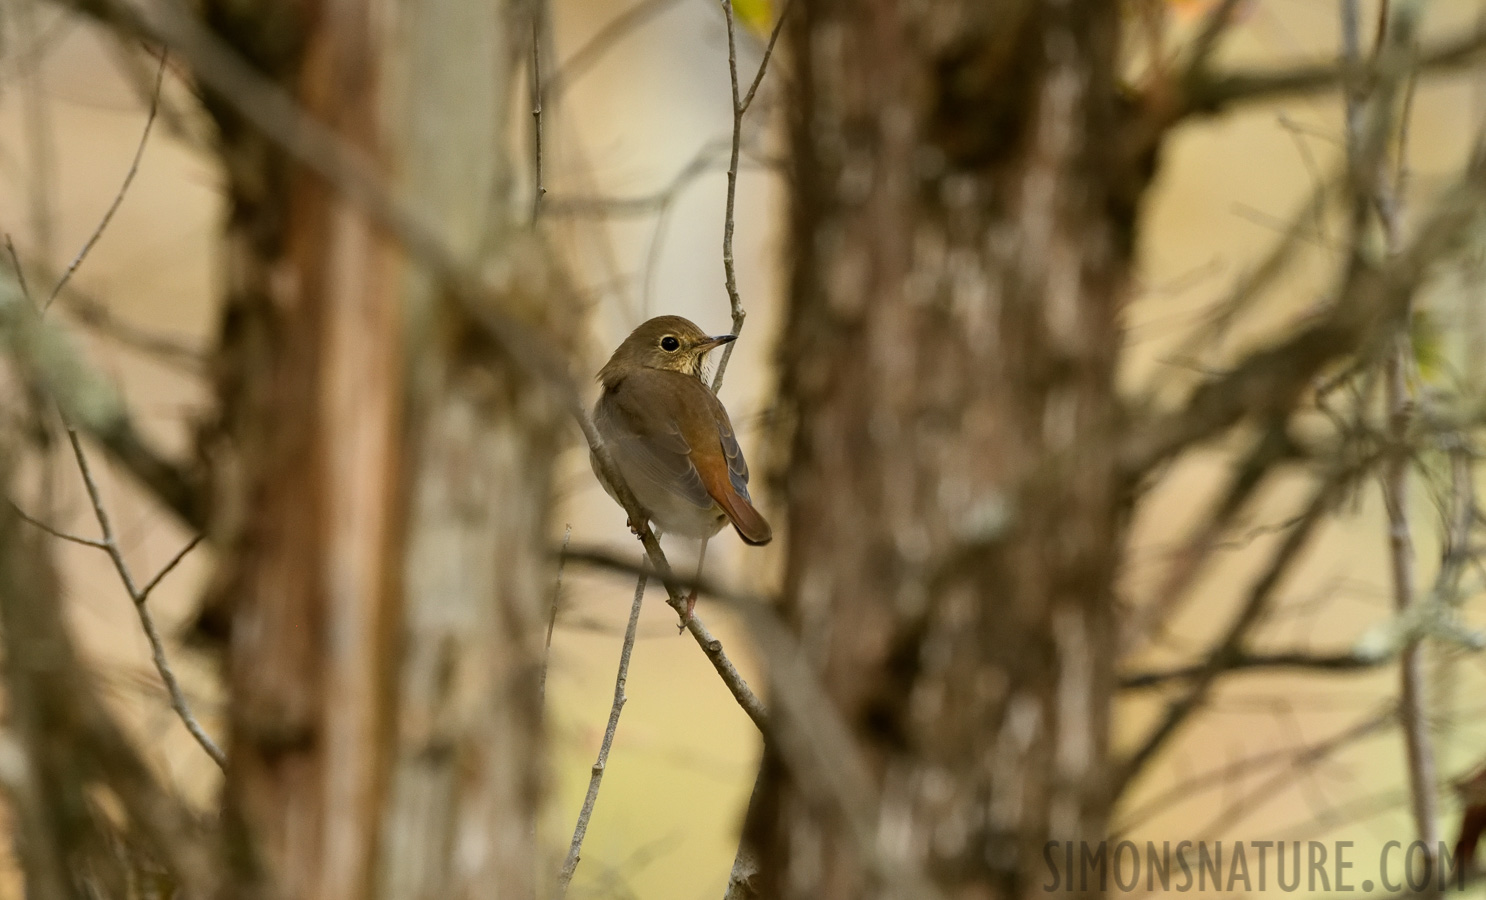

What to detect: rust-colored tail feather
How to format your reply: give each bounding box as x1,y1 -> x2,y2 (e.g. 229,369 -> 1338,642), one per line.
718,488 -> 772,545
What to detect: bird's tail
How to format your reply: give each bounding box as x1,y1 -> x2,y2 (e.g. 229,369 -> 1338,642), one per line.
718,489 -> 772,545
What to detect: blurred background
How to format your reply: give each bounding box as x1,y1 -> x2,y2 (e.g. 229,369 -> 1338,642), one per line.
1,0 -> 1485,896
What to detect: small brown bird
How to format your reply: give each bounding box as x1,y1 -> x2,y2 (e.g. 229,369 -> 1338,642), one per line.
592,315 -> 771,621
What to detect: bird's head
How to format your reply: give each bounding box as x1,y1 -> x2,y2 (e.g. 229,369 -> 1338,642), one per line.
599,315 -> 736,386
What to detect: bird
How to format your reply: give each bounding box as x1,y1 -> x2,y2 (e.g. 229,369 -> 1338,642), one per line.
591,315 -> 771,623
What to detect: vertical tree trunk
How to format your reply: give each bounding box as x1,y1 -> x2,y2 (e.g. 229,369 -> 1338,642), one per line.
198,0 -> 564,897
749,4 -> 1134,898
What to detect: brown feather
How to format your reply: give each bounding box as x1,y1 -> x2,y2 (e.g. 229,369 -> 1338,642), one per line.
692,449 -> 772,545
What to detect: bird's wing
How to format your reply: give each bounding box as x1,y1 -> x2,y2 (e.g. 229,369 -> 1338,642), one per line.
715,404 -> 752,500
672,381 -> 773,546
596,377 -> 713,512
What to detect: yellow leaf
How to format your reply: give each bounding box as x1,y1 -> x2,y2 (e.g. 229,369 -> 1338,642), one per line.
733,0 -> 773,37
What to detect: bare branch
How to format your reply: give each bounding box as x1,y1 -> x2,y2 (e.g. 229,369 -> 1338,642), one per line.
543,0 -> 686,103
47,50 -> 166,307
63,429 -> 223,770
556,555 -> 648,896
1360,0 -> 1443,861
529,0 -> 546,223
1124,137 -> 1486,477
1115,457 -> 1370,796
711,0 -> 749,391
1182,19 -> 1486,116
1120,647 -> 1389,689
0,263 -> 204,528
1181,0 -> 1246,81
0,471 -> 217,897
538,523 -> 571,710
563,545 -> 947,900
10,501 -> 110,549
1115,705 -> 1395,836
1125,425 -> 1298,652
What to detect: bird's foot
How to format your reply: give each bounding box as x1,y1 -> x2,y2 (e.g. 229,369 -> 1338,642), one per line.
676,589 -> 698,634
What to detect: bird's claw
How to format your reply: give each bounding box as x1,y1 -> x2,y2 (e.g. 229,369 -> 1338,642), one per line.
676,589 -> 698,634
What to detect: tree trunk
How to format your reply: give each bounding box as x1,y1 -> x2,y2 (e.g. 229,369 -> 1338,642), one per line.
197,0 -> 565,897
747,4 -> 1135,898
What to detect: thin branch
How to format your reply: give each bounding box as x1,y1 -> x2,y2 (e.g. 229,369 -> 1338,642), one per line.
711,0 -> 748,392
1124,135 -> 1486,477
1114,705 -> 1395,836
529,0 -> 546,224
1181,0 -> 1246,81
9,501 -> 110,549
1120,647 -> 1390,689
47,50 -> 166,308
563,545 -> 946,900
1125,424 -> 1297,652
138,532 -> 203,599
1361,0 -> 1443,863
543,0 -> 686,103
539,523 -> 571,710
1182,19 -> 1486,116
55,284 -> 205,373
1191,703 -> 1399,842
4,236 -> 34,303
64,429 -> 224,770
1115,457 -> 1368,797
739,0 -> 791,116
0,269 -> 204,528
555,555 -> 648,896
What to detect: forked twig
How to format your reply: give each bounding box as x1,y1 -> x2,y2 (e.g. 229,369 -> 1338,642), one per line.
64,429 -> 223,770
710,0 -> 790,393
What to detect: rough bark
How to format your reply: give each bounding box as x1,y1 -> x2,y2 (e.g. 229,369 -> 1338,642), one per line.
745,4 -> 1135,898
194,0 -> 565,897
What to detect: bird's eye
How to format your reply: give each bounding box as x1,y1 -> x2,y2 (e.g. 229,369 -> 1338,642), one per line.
660,336 -> 680,352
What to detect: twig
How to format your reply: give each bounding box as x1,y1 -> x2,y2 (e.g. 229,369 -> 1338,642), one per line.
1120,647 -> 1390,689
47,50 -> 166,308
710,0 -> 747,391
543,0 -> 686,104
1182,20 -> 1486,116
63,429 -> 224,770
4,237 -> 34,304
708,0 -> 789,393
564,545 -> 947,900
529,0 -> 545,224
0,268 -> 205,528
1126,425 -> 1295,652
17,0 -> 58,264
555,555 -> 648,896
1114,705 -> 1395,836
9,501 -> 109,549
538,523 -> 571,709
1115,458 -> 1367,796
55,284 -> 204,373
1359,0 -> 1443,866
1124,138 -> 1486,477
739,0 -> 791,117
1182,0 -> 1246,81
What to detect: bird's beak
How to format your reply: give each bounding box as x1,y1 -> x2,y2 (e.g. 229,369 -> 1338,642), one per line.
699,334 -> 738,352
